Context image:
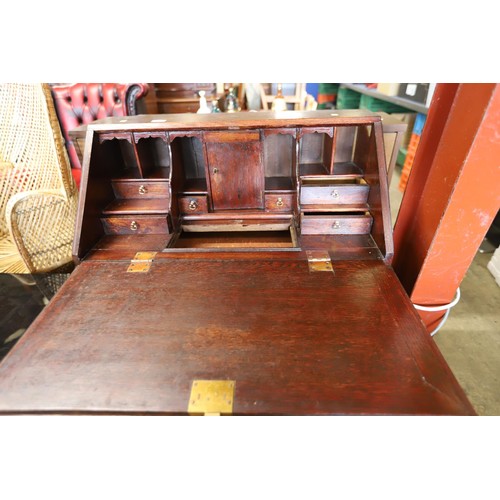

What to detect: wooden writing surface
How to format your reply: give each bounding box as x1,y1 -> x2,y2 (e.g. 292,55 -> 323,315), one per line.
0,256 -> 474,415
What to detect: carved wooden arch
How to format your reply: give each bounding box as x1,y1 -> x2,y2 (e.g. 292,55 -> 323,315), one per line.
98,132 -> 133,144
133,131 -> 168,144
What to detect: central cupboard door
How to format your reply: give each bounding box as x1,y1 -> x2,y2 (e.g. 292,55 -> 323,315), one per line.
205,131 -> 264,210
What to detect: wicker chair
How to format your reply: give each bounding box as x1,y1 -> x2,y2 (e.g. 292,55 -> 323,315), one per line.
0,83 -> 78,274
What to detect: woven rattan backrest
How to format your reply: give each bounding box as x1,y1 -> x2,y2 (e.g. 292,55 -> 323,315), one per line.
0,83 -> 75,238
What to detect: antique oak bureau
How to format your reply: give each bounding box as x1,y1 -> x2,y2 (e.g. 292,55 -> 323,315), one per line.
0,111 -> 474,415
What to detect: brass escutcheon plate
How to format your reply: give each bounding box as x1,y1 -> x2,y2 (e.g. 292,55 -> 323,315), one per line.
188,380 -> 235,415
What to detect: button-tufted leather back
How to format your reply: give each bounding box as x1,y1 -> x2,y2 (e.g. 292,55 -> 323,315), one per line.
51,83 -> 148,185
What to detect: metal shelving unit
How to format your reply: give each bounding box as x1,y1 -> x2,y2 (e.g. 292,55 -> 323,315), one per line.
340,83 -> 429,115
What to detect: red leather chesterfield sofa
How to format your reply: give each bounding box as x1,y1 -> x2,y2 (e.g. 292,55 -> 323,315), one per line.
51,83 -> 149,187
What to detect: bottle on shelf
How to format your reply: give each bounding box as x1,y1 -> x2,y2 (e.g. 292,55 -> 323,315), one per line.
271,83 -> 287,112
225,87 -> 240,113
211,99 -> 221,113
197,91 -> 211,114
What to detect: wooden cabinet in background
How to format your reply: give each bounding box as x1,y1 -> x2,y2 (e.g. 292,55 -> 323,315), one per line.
146,83 -> 217,114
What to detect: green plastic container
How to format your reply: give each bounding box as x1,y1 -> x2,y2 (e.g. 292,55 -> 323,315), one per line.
397,148 -> 407,166
336,87 -> 361,109
318,83 -> 340,94
359,94 -> 409,114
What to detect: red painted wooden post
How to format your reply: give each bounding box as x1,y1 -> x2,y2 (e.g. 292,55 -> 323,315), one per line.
393,83 -> 500,332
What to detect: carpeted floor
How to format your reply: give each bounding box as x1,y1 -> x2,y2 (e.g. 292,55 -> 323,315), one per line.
0,274 -> 47,361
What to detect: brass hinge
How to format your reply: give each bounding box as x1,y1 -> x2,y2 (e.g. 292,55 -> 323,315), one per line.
126,251 -> 157,273
307,251 -> 334,273
188,380 -> 235,416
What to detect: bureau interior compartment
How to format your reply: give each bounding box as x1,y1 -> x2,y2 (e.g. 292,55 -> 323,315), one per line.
134,136 -> 171,178
100,179 -> 171,236
263,131 -> 296,191
98,136 -> 142,178
332,124 -> 375,176
298,124 -> 378,178
74,115 -> 392,264
300,211 -> 373,235
299,129 -> 334,176
101,215 -> 170,235
180,213 -> 294,233
170,136 -> 208,193
167,227 -> 298,250
300,176 -> 370,207
300,177 -> 367,186
97,133 -> 172,179
103,177 -> 171,220
80,134 -> 172,247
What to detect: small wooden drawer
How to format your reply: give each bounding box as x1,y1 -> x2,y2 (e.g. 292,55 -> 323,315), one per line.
264,193 -> 294,212
300,179 -> 369,206
112,180 -> 170,199
179,196 -> 208,214
300,213 -> 373,235
101,216 -> 169,235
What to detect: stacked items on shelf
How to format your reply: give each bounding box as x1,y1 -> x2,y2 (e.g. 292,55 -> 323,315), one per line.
392,113 -> 417,167
376,83 -> 400,96
398,84 -> 432,105
317,83 -> 339,109
336,87 -> 361,109
359,94 -> 410,114
337,85 -> 417,114
398,113 -> 426,192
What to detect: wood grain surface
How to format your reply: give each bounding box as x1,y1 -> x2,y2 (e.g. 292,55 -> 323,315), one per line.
86,110 -> 381,132
29,112 -> 473,416
101,215 -> 169,235
102,198 -> 169,215
205,132 -> 264,210
112,180 -> 170,199
0,257 -> 475,415
300,183 -> 369,206
264,193 -> 294,212
178,196 -> 208,214
301,214 -> 373,235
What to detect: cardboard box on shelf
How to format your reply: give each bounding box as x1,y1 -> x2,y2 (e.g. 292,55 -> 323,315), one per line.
391,112 -> 417,148
377,83 -> 400,96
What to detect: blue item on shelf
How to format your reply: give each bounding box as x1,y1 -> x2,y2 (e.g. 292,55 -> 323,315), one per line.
413,113 -> 426,136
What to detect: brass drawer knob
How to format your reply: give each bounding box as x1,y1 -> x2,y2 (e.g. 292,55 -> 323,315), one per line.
332,220 -> 340,229
138,185 -> 147,195
130,221 -> 139,231
331,190 -> 339,199
188,199 -> 198,211
276,197 -> 284,207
